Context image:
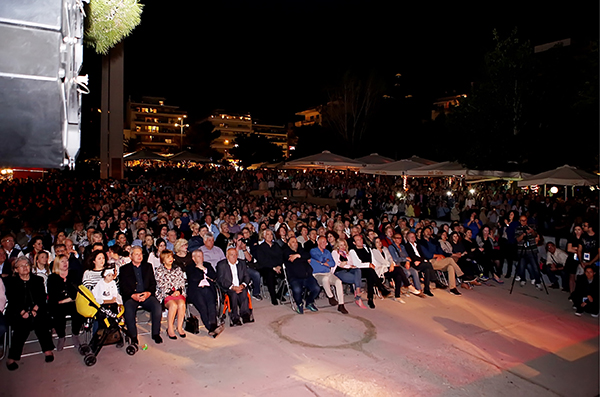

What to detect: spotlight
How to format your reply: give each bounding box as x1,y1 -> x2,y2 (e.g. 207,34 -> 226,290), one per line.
550,186 -> 559,194
469,189 -> 475,194
446,191 -> 452,196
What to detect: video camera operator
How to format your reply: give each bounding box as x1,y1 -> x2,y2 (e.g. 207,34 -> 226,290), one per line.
515,216 -> 542,290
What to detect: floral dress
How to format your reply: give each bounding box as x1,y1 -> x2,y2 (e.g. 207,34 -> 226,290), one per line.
154,265 -> 186,303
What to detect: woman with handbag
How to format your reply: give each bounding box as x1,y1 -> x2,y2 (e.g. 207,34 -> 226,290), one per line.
185,250 -> 223,338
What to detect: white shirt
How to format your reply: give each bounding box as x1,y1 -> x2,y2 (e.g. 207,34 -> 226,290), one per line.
409,242 -> 420,257
547,248 -> 568,266
228,261 -> 240,287
92,279 -> 123,305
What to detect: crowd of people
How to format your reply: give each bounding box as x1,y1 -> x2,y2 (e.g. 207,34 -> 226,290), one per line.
0,167 -> 598,371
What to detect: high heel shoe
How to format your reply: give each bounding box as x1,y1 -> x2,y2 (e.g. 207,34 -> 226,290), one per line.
177,330 -> 186,338
167,331 -> 177,340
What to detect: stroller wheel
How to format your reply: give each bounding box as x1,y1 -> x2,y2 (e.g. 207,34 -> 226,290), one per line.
78,344 -> 91,356
84,353 -> 97,366
125,345 -> 138,356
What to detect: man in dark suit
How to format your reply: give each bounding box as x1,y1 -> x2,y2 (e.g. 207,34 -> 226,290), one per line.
404,232 -> 439,297
217,248 -> 252,326
119,246 -> 163,345
283,237 -> 322,314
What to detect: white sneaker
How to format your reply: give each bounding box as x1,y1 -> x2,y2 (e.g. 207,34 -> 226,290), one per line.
575,312 -> 582,317
408,285 -> 420,295
391,297 -> 406,304
591,313 -> 599,318
520,281 -> 526,287
515,276 -> 521,282
531,280 -> 536,285
535,283 -> 542,291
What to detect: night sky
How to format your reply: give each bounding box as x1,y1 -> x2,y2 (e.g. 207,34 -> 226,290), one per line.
82,1 -> 598,125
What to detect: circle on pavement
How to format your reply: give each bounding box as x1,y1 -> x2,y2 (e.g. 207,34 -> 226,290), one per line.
272,312 -> 376,349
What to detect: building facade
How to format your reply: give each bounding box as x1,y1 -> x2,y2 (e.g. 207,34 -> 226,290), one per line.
125,97 -> 188,152
204,111 -> 293,158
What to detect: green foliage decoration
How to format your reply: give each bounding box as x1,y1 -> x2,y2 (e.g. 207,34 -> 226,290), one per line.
84,0 -> 144,54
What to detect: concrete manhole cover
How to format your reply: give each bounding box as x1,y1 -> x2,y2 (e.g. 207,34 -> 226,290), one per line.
271,312 -> 376,349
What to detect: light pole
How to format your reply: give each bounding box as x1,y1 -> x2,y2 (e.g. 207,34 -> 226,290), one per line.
174,115 -> 189,150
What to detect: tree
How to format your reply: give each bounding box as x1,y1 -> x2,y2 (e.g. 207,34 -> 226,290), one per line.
447,29 -> 540,170
321,70 -> 385,155
447,29 -> 598,172
229,133 -> 283,167
185,121 -> 222,160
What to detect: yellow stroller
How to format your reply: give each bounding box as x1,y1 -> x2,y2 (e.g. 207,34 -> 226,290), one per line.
75,285 -> 137,366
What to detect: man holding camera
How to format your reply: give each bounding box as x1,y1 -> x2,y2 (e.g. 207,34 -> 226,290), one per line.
515,216 -> 542,290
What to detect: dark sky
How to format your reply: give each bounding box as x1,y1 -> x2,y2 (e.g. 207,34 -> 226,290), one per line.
84,1 -> 598,125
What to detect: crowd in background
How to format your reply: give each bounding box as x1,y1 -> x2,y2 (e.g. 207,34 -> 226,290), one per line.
0,167 -> 598,370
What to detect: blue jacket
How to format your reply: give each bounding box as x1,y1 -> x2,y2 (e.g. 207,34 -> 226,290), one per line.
418,237 -> 448,260
309,247 -> 335,274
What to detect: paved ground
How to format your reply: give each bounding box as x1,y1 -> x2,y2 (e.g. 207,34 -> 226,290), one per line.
1,279 -> 599,397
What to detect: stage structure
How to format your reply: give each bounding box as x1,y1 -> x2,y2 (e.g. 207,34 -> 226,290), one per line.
0,0 -> 87,169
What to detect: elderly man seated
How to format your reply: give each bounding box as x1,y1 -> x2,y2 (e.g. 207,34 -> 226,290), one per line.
310,236 -> 347,313
217,248 -> 253,326
201,232 -> 226,271
283,236 -> 322,314
119,246 -> 163,345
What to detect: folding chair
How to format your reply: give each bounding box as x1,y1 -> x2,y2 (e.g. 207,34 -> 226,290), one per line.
281,264 -> 297,312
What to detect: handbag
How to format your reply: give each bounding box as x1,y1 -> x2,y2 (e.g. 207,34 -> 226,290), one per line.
184,315 -> 200,334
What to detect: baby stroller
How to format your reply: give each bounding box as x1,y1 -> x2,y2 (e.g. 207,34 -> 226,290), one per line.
75,285 -> 137,366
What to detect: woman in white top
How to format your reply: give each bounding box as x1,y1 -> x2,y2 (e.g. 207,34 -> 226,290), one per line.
331,239 -> 366,309
82,251 -> 108,291
31,251 -> 51,292
147,238 -> 167,273
372,237 -> 413,303
371,238 -> 393,279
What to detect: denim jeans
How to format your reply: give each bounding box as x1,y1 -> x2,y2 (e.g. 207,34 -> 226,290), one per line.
517,251 -> 541,284
289,276 -> 321,306
404,266 -> 421,291
334,268 -> 362,289
247,267 -> 262,296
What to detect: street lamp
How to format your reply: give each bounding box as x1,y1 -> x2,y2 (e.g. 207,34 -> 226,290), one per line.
174,115 -> 189,149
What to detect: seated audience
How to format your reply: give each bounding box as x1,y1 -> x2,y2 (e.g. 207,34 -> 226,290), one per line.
5,258 -> 55,370
283,236 -> 323,314
217,248 -> 253,326
120,246 -> 163,345
155,250 -> 187,339
186,250 -> 223,338
47,254 -> 84,351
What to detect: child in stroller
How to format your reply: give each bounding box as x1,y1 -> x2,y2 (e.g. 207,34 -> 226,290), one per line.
76,267 -> 137,366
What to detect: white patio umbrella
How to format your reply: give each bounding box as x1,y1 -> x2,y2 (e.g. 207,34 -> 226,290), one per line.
284,150 -> 365,170
517,165 -> 598,187
354,153 -> 394,164
407,161 -> 469,177
360,159 -> 425,175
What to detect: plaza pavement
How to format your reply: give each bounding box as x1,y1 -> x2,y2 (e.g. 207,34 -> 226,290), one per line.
1,279 -> 598,397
